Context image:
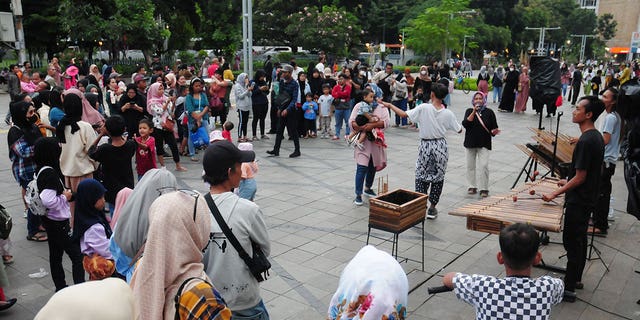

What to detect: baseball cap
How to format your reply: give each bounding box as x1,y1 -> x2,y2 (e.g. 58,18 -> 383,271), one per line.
108,72 -> 122,80
133,74 -> 146,83
324,68 -> 332,76
281,64 -> 294,73
203,141 -> 255,177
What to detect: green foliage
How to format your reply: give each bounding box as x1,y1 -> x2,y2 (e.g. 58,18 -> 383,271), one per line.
285,5 -> 361,56
197,0 -> 242,57
177,51 -> 196,65
597,14 -> 617,40
276,52 -> 293,63
22,0 -> 64,57
404,0 -> 475,59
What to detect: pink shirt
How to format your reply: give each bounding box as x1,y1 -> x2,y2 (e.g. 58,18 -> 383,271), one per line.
135,136 -> 157,176
349,103 -> 390,170
241,161 -> 259,179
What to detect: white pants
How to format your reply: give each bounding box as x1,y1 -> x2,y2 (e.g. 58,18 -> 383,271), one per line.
466,147 -> 490,191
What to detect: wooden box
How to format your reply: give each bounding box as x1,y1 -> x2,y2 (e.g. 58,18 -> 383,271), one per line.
369,189 -> 428,233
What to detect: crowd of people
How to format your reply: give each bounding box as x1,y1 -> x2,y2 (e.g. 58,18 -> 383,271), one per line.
1,51 -> 639,318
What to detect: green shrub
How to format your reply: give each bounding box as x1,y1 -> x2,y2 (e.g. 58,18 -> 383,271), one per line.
177,50 -> 196,65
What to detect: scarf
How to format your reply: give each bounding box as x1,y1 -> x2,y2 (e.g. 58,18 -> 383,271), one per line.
130,191 -> 212,320
8,101 -> 41,152
146,82 -> 167,114
110,188 -> 132,229
472,91 -> 488,112
56,94 -> 83,144
72,178 -> 111,242
63,88 -> 104,126
112,168 -> 178,257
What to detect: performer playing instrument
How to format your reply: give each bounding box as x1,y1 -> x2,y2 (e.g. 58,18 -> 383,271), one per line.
542,96 -> 605,302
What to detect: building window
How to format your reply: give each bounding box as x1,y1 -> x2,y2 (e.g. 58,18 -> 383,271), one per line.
577,0 -> 597,9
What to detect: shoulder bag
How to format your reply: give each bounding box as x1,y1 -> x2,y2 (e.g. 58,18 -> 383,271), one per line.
204,194 -> 271,282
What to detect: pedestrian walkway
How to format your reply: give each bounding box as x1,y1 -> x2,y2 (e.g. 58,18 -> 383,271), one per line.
0,89 -> 639,319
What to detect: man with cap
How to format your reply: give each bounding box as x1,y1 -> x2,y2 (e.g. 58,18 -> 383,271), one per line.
267,64 -> 301,158
202,141 -> 271,319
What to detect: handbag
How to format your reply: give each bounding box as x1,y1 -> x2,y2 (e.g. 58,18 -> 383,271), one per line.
273,83 -> 292,110
162,117 -> 175,132
209,95 -> 224,112
190,126 -> 209,148
204,194 -> 271,282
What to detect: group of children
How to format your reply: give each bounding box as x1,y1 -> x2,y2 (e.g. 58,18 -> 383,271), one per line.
299,84 -> 334,139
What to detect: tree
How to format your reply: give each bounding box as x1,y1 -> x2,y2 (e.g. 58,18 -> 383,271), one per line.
22,0 -> 65,60
114,0 -> 169,62
196,0 -> 242,58
58,0 -> 114,60
285,6 -> 361,56
404,0 -> 476,61
597,13 -> 617,40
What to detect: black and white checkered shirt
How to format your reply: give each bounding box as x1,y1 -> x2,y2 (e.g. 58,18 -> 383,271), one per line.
453,273 -> 564,320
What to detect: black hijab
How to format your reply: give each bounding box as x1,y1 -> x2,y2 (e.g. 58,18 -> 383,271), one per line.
72,178 -> 112,241
8,101 -> 40,152
56,94 -> 83,143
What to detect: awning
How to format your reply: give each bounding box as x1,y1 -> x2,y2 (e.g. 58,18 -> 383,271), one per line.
610,47 -> 630,54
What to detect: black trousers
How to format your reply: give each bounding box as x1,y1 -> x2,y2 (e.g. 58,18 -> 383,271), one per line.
563,202 -> 591,292
252,103 -> 268,136
594,163 -> 616,231
571,84 -> 581,105
272,111 -> 300,153
42,217 -> 85,291
269,104 -> 279,133
238,110 -> 250,137
153,128 -> 181,163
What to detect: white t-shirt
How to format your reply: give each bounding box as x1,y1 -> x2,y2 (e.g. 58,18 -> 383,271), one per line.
317,94 -> 334,116
406,103 -> 461,139
315,62 -> 325,73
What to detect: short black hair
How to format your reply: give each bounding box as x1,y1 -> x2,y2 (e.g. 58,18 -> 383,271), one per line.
305,92 -> 313,98
322,83 -> 331,90
386,62 -> 394,68
499,223 -> 540,270
202,163 -> 238,186
431,83 -> 448,100
138,118 -> 153,129
223,121 -> 234,131
580,96 -> 605,121
105,115 -> 126,137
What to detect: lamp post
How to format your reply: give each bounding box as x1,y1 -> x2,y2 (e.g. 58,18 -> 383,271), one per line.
525,26 -> 561,56
462,35 -> 474,59
443,10 -> 476,62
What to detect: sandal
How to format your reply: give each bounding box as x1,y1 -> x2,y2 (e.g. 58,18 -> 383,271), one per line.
2,255 -> 13,265
190,157 -> 199,162
26,232 -> 48,242
175,166 -> 188,172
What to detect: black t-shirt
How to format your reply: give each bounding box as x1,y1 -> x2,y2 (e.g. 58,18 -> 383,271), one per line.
461,108 -> 498,150
89,140 -> 137,203
566,129 -> 604,206
36,167 -> 64,195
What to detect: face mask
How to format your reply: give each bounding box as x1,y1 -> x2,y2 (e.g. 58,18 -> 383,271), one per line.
510,68 -> 515,71
28,115 -> 38,123
420,71 -> 427,75
360,71 -> 366,76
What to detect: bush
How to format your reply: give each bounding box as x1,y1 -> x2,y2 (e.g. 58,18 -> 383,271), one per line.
113,64 -> 137,77
453,77 -> 494,92
177,50 -> 195,65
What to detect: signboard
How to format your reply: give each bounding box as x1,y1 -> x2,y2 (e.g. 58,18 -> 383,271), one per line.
380,43 -> 386,53
0,12 -> 16,42
631,31 -> 640,54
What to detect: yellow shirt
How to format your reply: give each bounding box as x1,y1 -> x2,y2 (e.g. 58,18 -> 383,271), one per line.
223,70 -> 234,81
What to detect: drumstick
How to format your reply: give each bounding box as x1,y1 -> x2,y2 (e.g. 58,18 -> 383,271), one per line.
515,196 -> 561,205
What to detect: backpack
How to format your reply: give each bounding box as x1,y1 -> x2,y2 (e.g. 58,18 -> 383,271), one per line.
24,166 -> 53,216
377,73 -> 393,97
0,204 -> 12,240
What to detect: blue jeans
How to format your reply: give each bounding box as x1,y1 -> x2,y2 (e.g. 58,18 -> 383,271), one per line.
562,83 -> 568,97
187,118 -> 210,157
232,299 -> 270,320
355,157 -> 376,197
238,178 -> 257,201
334,108 -> 351,137
392,99 -> 408,126
492,86 -> 503,103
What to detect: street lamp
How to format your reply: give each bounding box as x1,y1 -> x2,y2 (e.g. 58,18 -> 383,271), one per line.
462,35 -> 474,59
443,9 -> 476,62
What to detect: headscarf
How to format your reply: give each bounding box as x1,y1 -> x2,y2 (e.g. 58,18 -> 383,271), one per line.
165,73 -> 176,89
34,136 -> 63,180
480,66 -> 487,78
72,178 -> 111,242
8,101 -> 41,150
472,91 -> 488,112
110,187 -> 132,229
84,92 -> 100,111
328,246 -> 408,320
56,93 -> 83,144
35,278 -> 135,320
146,82 -> 166,114
419,65 -> 429,79
86,84 -> 99,93
63,88 -> 104,126
89,64 -> 101,82
365,83 -> 383,109
112,168 -> 178,257
130,191 -> 212,320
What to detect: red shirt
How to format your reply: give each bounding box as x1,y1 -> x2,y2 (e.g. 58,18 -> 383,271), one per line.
135,136 -> 157,176
222,130 -> 232,143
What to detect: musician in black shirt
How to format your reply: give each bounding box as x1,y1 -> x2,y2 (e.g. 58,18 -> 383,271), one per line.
543,96 -> 605,302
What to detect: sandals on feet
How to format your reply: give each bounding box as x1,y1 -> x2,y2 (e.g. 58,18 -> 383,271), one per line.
27,232 -> 48,242
2,255 -> 13,265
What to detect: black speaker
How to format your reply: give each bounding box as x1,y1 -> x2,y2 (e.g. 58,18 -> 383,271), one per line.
529,56 -> 561,100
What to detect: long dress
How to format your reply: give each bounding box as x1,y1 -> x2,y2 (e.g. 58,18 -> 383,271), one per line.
498,70 -> 519,112
514,73 -> 530,113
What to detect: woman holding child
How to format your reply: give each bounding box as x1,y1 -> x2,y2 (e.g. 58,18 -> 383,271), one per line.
350,84 -> 389,206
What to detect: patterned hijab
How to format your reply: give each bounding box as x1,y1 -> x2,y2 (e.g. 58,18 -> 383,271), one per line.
146,82 -> 166,114
472,91 -> 488,112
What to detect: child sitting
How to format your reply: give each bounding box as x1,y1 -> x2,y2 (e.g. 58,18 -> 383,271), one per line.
134,119 -> 157,179
73,179 -> 115,280
347,88 -> 378,150
301,92 -> 318,138
317,84 -> 334,138
237,142 -> 259,201
222,121 -> 234,143
442,223 -> 564,318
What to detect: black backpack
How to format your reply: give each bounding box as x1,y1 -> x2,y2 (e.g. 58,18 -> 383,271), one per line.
377,73 -> 393,97
0,204 -> 13,240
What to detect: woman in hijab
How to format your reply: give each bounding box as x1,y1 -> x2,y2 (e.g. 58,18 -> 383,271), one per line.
234,73 -> 253,142
87,64 -> 102,89
514,66 -> 530,113
476,65 -> 489,95
110,168 -> 178,282
35,278 -> 134,320
251,69 -> 270,140
35,137 -> 85,291
131,191 -> 231,320
498,64 -> 520,112
57,93 -> 97,206
328,246 -> 408,320
63,87 -> 104,128
147,82 -> 186,171
110,188 -> 132,229
8,100 -> 46,241
73,178 -> 114,280
119,83 -> 146,138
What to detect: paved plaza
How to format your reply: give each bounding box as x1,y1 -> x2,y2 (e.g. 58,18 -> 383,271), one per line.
1,87 -> 640,319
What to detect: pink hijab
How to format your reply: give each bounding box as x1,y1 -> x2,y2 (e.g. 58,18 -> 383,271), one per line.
63,88 -> 104,126
146,82 -> 166,114
110,187 -> 132,229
